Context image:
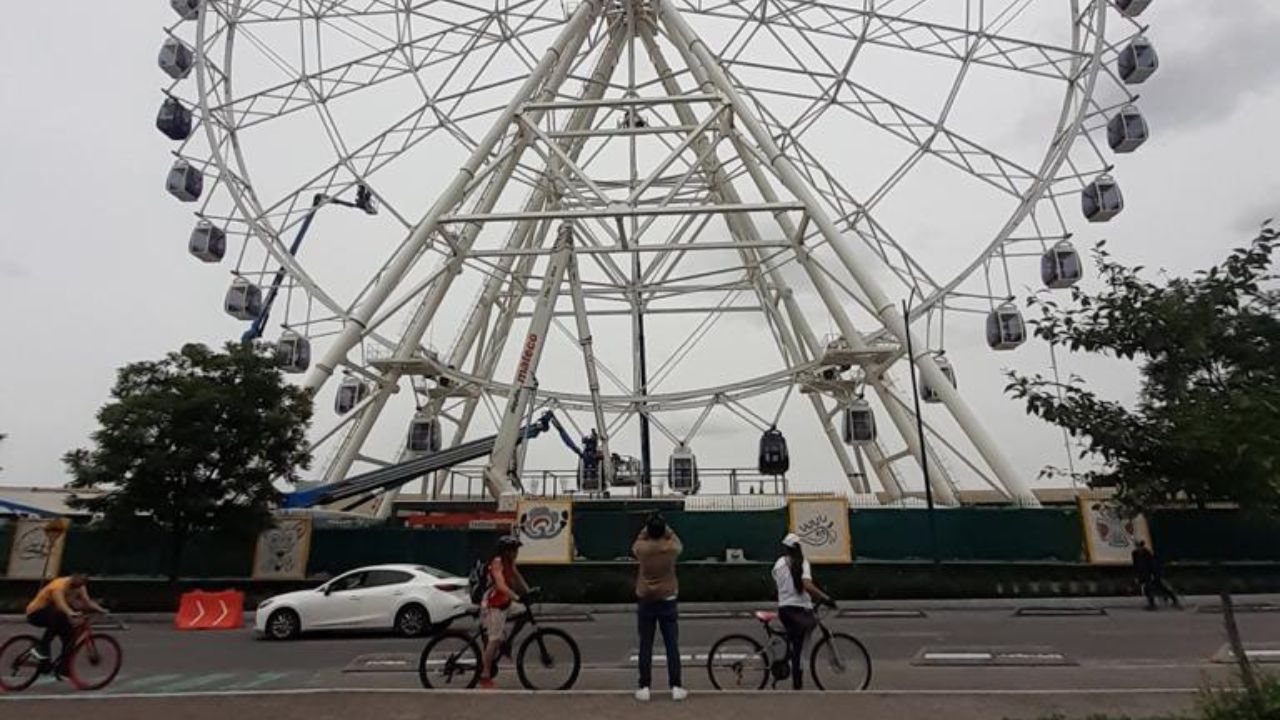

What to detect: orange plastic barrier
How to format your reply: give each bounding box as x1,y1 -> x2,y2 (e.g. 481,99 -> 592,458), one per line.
175,590 -> 245,631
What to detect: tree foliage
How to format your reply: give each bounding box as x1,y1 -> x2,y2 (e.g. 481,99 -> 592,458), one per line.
1007,226 -> 1280,516
64,343 -> 312,578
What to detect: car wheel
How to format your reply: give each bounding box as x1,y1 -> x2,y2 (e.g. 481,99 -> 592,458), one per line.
395,604 -> 431,638
267,609 -> 301,641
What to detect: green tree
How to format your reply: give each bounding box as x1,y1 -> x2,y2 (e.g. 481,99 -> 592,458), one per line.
1007,224 -> 1280,710
65,343 -> 313,582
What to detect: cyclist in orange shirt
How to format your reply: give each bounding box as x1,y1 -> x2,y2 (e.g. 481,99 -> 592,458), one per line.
26,574 -> 105,673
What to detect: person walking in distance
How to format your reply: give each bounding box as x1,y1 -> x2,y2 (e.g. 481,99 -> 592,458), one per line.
633,512 -> 686,702
773,533 -> 835,690
478,536 -> 530,688
1132,539 -> 1180,610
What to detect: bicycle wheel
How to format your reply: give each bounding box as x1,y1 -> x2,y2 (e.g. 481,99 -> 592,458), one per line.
515,628 -> 580,691
809,632 -> 871,691
706,634 -> 768,690
0,635 -> 42,692
419,631 -> 481,689
67,634 -> 123,691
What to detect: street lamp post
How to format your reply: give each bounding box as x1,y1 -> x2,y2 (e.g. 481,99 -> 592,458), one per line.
902,300 -> 939,564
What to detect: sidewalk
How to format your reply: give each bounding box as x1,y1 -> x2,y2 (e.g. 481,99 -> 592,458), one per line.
1,689 -> 1200,720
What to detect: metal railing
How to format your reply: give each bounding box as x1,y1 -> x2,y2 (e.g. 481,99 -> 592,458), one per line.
430,466 -> 790,501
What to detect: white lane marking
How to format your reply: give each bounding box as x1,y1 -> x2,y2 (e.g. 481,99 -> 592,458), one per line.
0,687 -> 1205,701
922,652 -> 993,661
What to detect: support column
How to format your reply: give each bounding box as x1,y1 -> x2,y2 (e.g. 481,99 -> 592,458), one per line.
656,0 -> 1035,505
484,225 -> 576,498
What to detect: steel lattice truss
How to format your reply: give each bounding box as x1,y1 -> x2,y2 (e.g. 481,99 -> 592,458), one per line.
158,0 -> 1158,509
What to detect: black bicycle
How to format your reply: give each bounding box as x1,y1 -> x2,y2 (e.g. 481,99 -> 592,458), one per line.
418,589 -> 581,690
706,604 -> 871,691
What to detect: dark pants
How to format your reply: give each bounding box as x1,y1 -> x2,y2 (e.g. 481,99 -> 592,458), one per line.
637,599 -> 681,688
27,607 -> 74,665
779,606 -> 817,690
1141,576 -> 1179,608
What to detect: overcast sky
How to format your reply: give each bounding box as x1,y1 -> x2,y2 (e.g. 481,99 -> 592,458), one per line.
1,1 -> 1279,494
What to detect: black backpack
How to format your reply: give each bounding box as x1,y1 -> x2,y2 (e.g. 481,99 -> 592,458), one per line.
468,559 -> 490,605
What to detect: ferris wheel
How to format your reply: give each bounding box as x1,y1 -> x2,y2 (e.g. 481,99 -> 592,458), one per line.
156,0 -> 1161,510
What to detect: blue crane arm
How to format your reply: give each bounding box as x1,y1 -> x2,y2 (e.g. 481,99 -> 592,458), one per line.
282,411 -> 561,508
242,202 -> 320,343
545,413 -> 583,457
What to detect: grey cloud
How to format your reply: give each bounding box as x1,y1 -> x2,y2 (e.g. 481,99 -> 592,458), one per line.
1141,0 -> 1280,133
0,260 -> 31,279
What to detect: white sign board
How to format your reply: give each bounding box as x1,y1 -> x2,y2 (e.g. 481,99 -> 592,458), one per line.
788,497 -> 852,564
514,499 -> 574,564
1078,498 -> 1153,565
6,518 -> 68,580
252,516 -> 313,580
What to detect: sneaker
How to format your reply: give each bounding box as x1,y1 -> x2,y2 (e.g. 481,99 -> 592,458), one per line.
672,686 -> 688,702
478,677 -> 496,689
635,687 -> 651,702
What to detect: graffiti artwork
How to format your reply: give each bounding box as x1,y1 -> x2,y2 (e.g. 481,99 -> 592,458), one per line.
514,499 -> 574,564
788,497 -> 852,564
252,516 -> 312,580
1078,497 -> 1152,565
6,518 -> 68,579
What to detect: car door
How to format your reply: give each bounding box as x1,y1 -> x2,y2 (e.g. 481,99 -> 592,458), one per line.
352,569 -> 416,628
308,570 -> 369,629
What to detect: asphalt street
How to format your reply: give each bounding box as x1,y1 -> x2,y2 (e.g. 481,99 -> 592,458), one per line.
2,596 -> 1278,718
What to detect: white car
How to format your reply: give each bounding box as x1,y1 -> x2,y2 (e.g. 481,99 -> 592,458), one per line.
254,564 -> 470,640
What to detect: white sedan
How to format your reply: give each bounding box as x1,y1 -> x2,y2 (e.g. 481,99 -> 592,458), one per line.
254,564 -> 470,640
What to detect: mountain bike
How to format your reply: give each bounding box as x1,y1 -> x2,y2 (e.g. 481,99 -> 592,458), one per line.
706,603 -> 871,691
0,613 -> 125,692
418,588 -> 581,690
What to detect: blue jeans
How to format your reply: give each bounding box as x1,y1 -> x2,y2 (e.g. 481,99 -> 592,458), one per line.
637,599 -> 681,688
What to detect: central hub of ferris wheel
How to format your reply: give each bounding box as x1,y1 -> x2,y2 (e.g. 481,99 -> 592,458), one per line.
157,0 -> 1161,512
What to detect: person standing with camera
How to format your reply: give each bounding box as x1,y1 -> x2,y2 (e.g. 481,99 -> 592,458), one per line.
633,512 -> 686,702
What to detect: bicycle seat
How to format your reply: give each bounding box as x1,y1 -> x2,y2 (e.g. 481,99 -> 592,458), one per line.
754,610 -> 778,624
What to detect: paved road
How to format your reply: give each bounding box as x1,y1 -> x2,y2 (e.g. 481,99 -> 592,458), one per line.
2,596 -> 1277,718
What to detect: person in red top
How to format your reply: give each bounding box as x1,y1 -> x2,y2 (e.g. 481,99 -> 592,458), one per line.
479,536 -> 530,688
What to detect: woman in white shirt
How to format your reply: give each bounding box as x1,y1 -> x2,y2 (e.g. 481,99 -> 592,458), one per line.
772,533 -> 834,689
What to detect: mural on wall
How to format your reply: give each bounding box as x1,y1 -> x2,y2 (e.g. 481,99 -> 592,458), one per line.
788,497 -> 852,564
6,518 -> 69,580
252,516 -> 312,580
1079,498 -> 1153,565
514,499 -> 573,564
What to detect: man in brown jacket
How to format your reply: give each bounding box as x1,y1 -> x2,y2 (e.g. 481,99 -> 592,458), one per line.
633,512 -> 686,702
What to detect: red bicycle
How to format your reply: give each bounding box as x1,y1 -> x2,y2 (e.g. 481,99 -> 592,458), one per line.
0,614 -> 124,691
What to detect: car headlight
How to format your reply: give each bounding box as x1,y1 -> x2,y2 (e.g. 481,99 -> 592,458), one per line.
258,599 -> 274,611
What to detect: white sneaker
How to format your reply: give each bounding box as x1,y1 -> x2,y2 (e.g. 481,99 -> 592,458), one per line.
635,687 -> 651,702
672,686 -> 688,702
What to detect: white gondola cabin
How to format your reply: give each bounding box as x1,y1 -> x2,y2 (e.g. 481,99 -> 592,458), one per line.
156,97 -> 193,141
1107,105 -> 1149,153
171,0 -> 201,20
1118,36 -> 1159,85
407,412 -> 442,453
275,331 -> 311,374
758,428 -> 790,475
1082,174 -> 1124,222
1041,240 -> 1083,289
224,278 -> 262,321
158,38 -> 195,80
334,377 -> 369,415
668,444 -> 699,494
166,159 -> 203,202
1115,0 -> 1153,19
188,220 -> 226,263
842,399 -> 877,445
986,302 -> 1027,350
920,355 -> 957,404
